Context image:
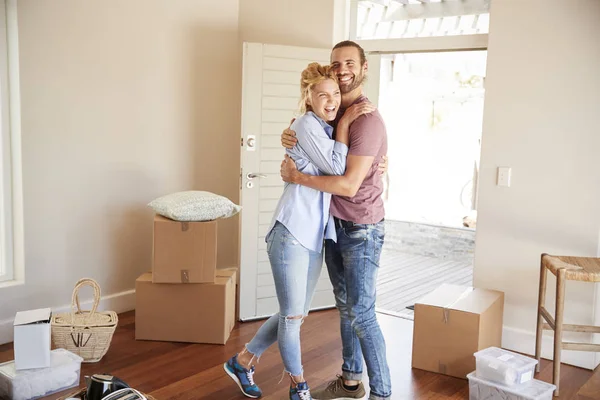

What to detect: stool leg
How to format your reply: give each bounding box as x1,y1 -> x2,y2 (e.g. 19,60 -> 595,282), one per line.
535,255 -> 548,373
553,268 -> 566,397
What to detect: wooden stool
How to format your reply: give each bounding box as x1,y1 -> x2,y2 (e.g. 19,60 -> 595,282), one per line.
535,253 -> 600,396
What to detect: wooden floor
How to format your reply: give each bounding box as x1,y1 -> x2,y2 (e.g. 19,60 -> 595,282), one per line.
1,310 -> 598,400
377,249 -> 473,319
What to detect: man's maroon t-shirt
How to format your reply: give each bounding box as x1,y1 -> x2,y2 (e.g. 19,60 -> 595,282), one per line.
331,95 -> 387,224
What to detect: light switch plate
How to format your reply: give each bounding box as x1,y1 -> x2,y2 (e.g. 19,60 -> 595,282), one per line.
497,167 -> 511,187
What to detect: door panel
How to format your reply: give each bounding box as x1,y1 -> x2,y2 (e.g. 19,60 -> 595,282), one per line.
239,43 -> 335,320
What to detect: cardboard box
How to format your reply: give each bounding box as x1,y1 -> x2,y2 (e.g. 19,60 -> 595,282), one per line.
152,214 -> 217,283
216,268 -> 238,334
135,269 -> 236,344
412,284 -> 504,379
13,308 -> 52,370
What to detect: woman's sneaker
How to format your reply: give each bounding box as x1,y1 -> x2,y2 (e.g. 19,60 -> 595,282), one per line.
223,354 -> 263,398
290,381 -> 313,400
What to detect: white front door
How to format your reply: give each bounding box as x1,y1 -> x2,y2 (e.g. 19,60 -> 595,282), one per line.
238,43 -> 336,321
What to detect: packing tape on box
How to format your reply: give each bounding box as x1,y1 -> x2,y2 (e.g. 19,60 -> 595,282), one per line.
442,287 -> 473,323
181,270 -> 190,283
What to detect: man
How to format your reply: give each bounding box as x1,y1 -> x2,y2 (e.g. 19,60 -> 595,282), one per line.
280,40 -> 391,400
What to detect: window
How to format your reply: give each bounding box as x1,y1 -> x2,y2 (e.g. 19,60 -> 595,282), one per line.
351,0 -> 490,41
0,0 -> 23,284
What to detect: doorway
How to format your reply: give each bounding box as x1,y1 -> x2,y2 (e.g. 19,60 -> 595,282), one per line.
375,50 -> 487,318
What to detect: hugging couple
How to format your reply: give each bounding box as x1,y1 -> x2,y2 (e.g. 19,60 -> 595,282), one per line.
224,40 -> 391,400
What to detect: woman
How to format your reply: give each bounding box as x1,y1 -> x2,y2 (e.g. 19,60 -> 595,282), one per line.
224,62 -> 373,400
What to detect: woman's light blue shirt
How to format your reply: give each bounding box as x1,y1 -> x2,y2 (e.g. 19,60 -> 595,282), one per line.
266,111 -> 348,253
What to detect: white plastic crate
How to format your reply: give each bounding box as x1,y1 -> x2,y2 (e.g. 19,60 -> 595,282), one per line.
468,372 -> 556,400
474,347 -> 538,386
0,348 -> 83,400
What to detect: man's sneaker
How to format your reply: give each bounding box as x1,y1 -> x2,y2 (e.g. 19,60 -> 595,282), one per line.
311,375 -> 366,400
223,354 -> 263,398
290,381 -> 313,400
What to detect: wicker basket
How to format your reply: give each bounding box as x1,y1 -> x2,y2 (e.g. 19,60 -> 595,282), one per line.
51,278 -> 118,362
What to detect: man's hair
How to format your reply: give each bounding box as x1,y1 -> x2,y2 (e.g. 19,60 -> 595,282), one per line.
332,40 -> 367,65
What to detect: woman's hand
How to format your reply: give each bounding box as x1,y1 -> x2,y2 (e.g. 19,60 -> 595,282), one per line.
378,155 -> 388,176
339,101 -> 376,127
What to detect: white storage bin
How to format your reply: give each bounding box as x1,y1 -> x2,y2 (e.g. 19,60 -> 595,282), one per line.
468,372 -> 556,400
475,347 -> 538,386
0,348 -> 83,400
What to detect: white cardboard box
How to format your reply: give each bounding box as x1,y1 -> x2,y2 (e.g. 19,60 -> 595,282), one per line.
13,308 -> 52,370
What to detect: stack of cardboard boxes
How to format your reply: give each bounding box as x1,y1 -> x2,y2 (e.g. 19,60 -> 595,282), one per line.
135,214 -> 237,345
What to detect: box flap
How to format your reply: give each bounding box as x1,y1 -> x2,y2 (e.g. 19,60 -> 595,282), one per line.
452,287 -> 504,315
154,214 -> 173,223
214,275 -> 231,286
217,268 -> 237,280
136,272 -> 153,283
415,283 -> 503,315
138,272 -> 232,286
154,213 -> 217,226
416,284 -> 474,308
13,308 -> 52,326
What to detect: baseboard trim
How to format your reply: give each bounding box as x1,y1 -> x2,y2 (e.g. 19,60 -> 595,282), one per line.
0,289 -> 136,346
503,325 -> 600,370
4,293 -> 597,371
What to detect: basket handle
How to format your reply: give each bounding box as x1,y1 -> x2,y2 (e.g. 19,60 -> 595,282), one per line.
70,278 -> 101,323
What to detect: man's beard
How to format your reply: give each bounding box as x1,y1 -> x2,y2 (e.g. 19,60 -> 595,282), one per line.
340,70 -> 365,94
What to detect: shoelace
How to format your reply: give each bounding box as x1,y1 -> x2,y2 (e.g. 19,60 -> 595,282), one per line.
246,367 -> 256,386
297,388 -> 312,400
326,375 -> 344,392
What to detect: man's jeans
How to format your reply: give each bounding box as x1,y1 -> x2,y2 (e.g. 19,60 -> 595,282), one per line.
246,221 -> 323,377
325,218 -> 391,400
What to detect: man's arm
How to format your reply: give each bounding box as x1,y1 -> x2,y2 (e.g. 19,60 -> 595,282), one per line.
282,129 -> 388,176
292,118 -> 348,176
281,153 -> 373,197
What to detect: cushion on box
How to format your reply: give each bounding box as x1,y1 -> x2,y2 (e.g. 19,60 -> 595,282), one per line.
148,191 -> 241,221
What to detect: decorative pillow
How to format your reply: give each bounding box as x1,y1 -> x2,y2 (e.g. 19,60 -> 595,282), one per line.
148,191 -> 241,221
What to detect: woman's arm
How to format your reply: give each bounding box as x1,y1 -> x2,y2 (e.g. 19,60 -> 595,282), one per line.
293,102 -> 376,177
293,116 -> 348,176
335,101 -> 375,146
332,101 -> 374,147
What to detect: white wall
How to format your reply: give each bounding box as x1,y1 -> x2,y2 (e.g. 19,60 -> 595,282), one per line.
239,0 -> 337,49
474,0 -> 600,369
0,0 -> 241,343
0,0 -> 346,345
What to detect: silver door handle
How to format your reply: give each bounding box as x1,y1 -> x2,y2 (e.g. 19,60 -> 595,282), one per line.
247,173 -> 267,180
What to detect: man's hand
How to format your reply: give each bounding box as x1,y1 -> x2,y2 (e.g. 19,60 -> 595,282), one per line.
280,155 -> 300,183
281,118 -> 298,149
378,155 -> 388,176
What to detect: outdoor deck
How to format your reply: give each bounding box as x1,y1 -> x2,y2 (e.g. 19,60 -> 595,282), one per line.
376,248 -> 474,319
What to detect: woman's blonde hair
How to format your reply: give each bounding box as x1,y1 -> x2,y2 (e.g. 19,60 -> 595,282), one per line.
299,62 -> 339,114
